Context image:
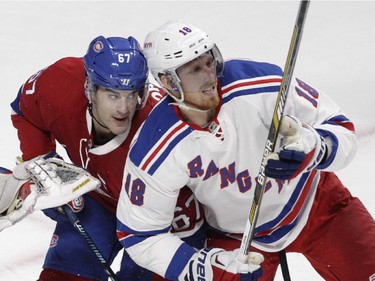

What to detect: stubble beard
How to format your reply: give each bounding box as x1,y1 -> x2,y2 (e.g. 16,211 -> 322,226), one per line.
184,90 -> 220,111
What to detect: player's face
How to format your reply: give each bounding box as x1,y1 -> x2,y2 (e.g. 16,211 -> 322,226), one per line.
92,86 -> 139,136
176,52 -> 219,110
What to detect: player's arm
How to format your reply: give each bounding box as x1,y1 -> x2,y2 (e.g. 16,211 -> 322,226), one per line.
264,76 -> 357,180
116,162 -> 263,281
11,69 -> 56,161
171,186 -> 206,249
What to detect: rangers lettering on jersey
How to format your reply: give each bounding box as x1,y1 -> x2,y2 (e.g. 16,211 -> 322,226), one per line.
187,151 -> 278,193
187,157 -> 252,192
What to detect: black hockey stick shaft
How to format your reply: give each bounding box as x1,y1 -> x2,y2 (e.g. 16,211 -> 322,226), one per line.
61,205 -> 120,281
279,250 -> 292,281
239,0 -> 310,256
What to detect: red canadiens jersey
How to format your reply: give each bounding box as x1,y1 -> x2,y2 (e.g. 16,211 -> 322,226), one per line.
10,57 -> 164,213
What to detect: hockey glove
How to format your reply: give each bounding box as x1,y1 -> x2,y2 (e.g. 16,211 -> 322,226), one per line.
13,151 -> 59,180
184,248 -> 263,281
0,168 -> 38,231
0,158 -> 99,231
1,152 -> 71,230
25,158 -> 100,210
265,115 -> 327,180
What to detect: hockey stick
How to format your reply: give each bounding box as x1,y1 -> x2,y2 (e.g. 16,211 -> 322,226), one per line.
61,204 -> 120,281
279,250 -> 292,281
238,0 -> 310,258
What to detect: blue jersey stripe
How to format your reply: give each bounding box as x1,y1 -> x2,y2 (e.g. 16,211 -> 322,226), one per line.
130,97 -> 180,167
148,126 -> 193,175
222,85 -> 280,104
254,216 -> 299,244
253,172 -> 312,242
220,59 -> 283,88
164,242 -> 195,280
10,86 -> 24,116
219,59 -> 282,104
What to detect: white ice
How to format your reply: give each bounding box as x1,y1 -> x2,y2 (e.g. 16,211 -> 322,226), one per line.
0,1 -> 374,280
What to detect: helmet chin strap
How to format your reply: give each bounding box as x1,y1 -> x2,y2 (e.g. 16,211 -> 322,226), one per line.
88,103 -> 110,130
166,81 -> 211,113
86,83 -> 110,130
168,101 -> 211,113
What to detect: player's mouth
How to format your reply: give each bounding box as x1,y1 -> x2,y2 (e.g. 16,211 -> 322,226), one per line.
202,85 -> 216,96
113,116 -> 128,124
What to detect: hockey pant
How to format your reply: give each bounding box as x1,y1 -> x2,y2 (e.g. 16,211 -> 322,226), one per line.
39,194 -> 153,281
206,172 -> 375,281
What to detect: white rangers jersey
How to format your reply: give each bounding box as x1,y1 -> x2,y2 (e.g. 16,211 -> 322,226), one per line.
117,59 -> 357,280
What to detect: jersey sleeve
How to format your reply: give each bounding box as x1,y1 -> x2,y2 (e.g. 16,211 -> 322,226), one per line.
11,113 -> 57,161
261,75 -> 358,171
11,71 -> 56,160
117,158 -> 195,280
221,60 -> 357,172
10,58 -> 86,161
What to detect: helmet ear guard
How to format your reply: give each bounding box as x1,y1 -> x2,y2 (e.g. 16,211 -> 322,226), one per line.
166,74 -> 180,93
84,79 -> 97,103
136,82 -> 149,110
163,71 -> 184,103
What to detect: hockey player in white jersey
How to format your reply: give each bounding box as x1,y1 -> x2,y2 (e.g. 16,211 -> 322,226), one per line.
116,20 -> 375,280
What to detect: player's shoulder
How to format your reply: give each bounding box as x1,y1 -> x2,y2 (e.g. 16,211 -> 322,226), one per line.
24,57 -> 85,91
129,96 -> 192,169
220,58 -> 283,87
147,83 -> 166,105
19,57 -> 87,113
45,57 -> 85,79
137,96 -> 180,144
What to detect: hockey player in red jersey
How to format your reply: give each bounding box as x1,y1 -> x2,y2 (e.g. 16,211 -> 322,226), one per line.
3,35 -> 205,280
116,20 -> 375,281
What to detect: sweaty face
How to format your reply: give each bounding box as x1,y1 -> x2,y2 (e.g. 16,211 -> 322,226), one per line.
176,52 -> 219,110
91,86 -> 139,137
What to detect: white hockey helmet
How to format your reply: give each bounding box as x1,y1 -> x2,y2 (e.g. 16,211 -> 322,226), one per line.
143,20 -> 224,104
